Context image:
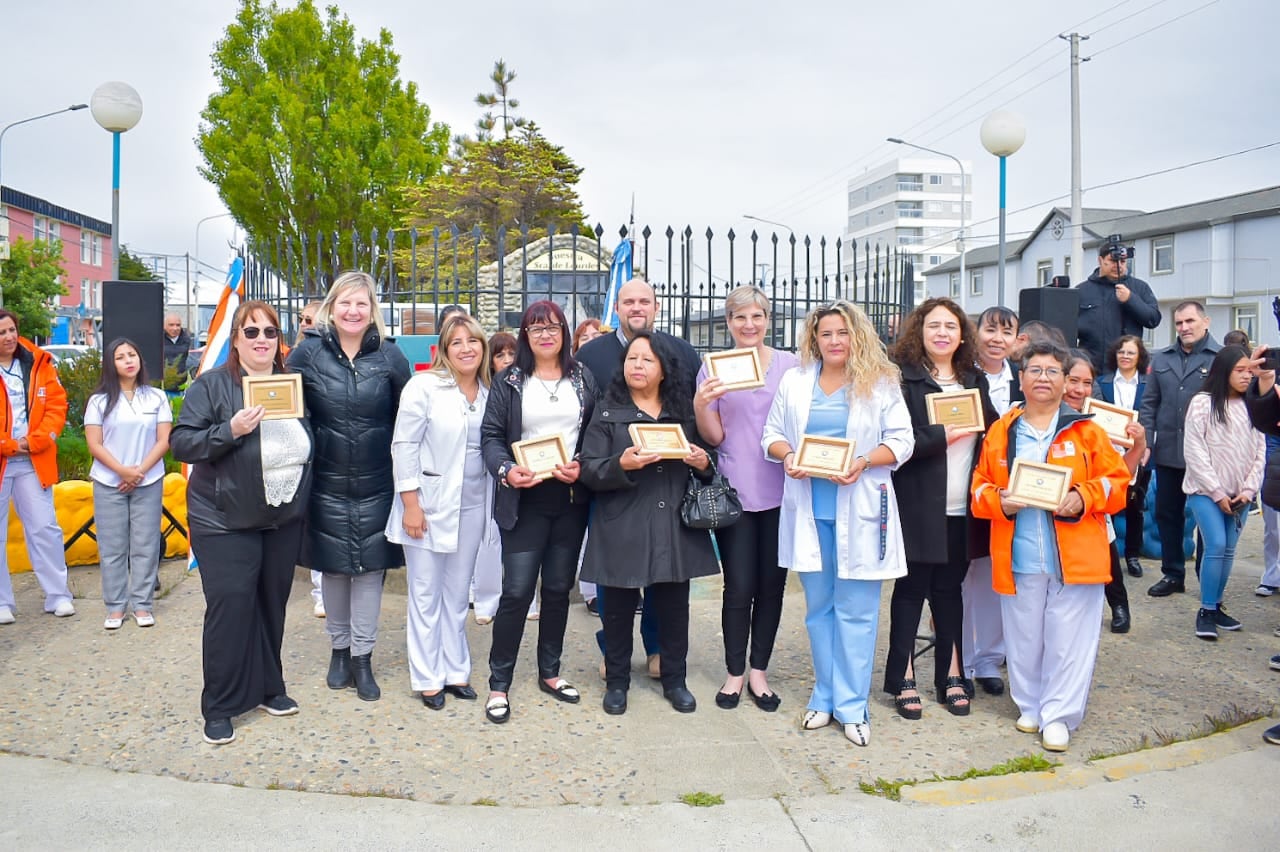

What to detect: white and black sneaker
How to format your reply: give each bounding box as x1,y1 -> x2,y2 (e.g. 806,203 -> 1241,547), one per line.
1195,608 -> 1219,640
258,695 -> 300,716
1256,585 -> 1278,597
1212,605 -> 1242,631
203,718 -> 235,745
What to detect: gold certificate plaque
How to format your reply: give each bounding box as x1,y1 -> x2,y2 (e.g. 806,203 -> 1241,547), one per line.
242,373 -> 304,420
704,348 -> 765,391
925,388 -> 983,432
1082,398 -> 1137,448
628,423 -> 692,458
1007,459 -> 1073,512
511,434 -> 571,481
794,435 -> 856,479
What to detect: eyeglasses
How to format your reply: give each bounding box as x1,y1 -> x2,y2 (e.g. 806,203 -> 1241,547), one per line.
526,325 -> 563,338
240,326 -> 280,340
1024,366 -> 1063,378
300,316 -> 315,326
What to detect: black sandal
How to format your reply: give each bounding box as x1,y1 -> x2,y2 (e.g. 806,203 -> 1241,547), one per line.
937,676 -> 971,717
894,678 -> 923,720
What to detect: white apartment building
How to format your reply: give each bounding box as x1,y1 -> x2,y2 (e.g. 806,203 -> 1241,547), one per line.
845,156 -> 972,303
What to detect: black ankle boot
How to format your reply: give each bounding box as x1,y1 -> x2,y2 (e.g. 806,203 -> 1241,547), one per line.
351,652 -> 380,701
326,647 -> 353,690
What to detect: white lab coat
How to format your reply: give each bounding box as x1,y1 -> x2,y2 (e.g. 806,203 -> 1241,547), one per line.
386,372 -> 494,552
761,364 -> 914,580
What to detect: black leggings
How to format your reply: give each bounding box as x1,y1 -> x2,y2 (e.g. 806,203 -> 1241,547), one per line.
884,516 -> 967,695
717,508 -> 787,675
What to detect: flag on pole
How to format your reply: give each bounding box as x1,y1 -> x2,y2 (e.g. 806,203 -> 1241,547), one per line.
600,238 -> 632,331
186,257 -> 244,572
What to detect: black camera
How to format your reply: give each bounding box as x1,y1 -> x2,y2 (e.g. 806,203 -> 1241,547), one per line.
1101,234 -> 1135,261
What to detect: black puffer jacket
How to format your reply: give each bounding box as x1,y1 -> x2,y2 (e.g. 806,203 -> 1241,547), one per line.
1245,379 -> 1280,511
170,367 -> 313,533
1075,270 -> 1161,369
286,326 -> 411,574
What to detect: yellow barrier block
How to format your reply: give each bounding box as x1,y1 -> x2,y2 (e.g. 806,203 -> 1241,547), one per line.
5,473 -> 189,573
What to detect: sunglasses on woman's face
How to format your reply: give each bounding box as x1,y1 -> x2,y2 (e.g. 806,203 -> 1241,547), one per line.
240,326 -> 280,340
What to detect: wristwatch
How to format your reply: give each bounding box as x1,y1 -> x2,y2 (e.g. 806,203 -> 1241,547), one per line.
857,455 -> 872,469
497,460 -> 515,487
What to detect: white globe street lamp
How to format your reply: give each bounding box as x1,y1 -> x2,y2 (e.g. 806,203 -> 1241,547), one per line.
90,82 -> 143,280
980,110 -> 1026,308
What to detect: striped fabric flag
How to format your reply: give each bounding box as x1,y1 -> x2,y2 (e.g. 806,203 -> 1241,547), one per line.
600,238 -> 632,331
186,257 -> 245,572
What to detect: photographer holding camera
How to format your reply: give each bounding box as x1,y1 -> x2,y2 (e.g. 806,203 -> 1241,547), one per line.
1076,235 -> 1161,370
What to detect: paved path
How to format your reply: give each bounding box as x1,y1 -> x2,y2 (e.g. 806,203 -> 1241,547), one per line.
1,519 -> 1277,845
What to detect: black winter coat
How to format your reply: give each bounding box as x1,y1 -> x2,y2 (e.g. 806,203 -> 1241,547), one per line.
481,363 -> 599,531
577,396 -> 719,587
170,367 -> 313,533
891,362 -> 999,564
1245,379 -> 1280,511
1075,270 -> 1161,369
1138,334 -> 1221,469
286,326 -> 411,574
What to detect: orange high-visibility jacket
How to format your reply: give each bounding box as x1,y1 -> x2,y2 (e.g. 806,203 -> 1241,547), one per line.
0,338 -> 68,488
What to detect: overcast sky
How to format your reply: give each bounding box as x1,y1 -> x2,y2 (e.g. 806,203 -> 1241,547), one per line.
3,0 -> 1277,295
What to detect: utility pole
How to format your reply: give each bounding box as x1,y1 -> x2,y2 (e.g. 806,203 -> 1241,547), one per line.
1062,32 -> 1089,286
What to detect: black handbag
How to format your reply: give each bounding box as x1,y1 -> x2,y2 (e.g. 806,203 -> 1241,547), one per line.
680,461 -> 743,530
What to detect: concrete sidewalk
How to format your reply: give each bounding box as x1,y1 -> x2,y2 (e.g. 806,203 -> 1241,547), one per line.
0,518 -> 1277,838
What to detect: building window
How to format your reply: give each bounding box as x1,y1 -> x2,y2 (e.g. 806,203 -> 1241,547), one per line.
928,255 -> 942,266
897,201 -> 923,219
1064,256 -> 1072,283
1037,260 -> 1053,287
1234,304 -> 1258,342
92,235 -> 103,266
929,174 -> 944,185
34,216 -> 58,243
897,174 -> 923,192
1152,234 -> 1174,274
970,269 -> 983,297
80,232 -> 91,263
949,272 -> 960,299
80,279 -> 91,308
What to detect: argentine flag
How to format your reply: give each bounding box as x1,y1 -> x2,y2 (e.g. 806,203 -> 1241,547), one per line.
600,238 -> 632,331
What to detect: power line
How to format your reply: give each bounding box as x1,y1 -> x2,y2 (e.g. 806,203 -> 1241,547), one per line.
1082,0 -> 1176,36
1087,0 -> 1220,58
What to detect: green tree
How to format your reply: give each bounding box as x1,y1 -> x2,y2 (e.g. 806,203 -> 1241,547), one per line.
197,0 -> 449,284
0,237 -> 67,337
117,245 -> 161,282
474,59 -> 527,142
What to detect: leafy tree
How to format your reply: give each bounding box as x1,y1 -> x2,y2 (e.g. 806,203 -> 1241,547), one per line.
0,237 -> 67,337
117,245 -> 160,282
197,0 -> 449,285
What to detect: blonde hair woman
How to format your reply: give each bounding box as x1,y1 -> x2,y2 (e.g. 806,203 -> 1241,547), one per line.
388,314 -> 493,709
761,301 -> 914,746
287,271 -> 411,702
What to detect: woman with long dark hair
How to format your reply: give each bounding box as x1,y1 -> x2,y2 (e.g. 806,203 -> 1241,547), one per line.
171,301 -> 313,744
85,338 -> 172,630
1099,334 -> 1152,579
884,297 -> 997,719
1184,344 -> 1265,640
580,331 -> 718,715
480,300 -> 600,724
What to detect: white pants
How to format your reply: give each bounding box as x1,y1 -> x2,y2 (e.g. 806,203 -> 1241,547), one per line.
962,556 -> 1006,678
310,570 -> 324,604
577,530 -> 595,600
1000,574 -> 1104,732
0,458 -> 71,612
406,503 -> 486,691
1262,504 -> 1280,588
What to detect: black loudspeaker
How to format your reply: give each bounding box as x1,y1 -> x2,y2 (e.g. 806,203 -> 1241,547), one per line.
102,280 -> 166,380
1018,287 -> 1080,349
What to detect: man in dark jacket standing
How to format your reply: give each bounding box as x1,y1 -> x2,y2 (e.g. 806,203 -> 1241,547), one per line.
163,314 -> 193,391
1139,301 -> 1219,597
1076,237 -> 1161,370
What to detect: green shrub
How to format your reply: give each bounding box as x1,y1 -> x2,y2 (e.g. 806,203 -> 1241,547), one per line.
57,427 -> 93,481
57,350 -> 103,432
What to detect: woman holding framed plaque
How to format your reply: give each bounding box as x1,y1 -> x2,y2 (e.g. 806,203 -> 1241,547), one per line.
884,298 -> 997,720
287,271 -> 412,702
694,286 -> 800,712
1098,335 -> 1151,579
171,301 -> 313,745
387,314 -> 493,710
1183,345 -> 1264,641
971,341 -> 1130,753
480,300 -> 600,724
580,331 -> 718,716
762,301 -> 914,746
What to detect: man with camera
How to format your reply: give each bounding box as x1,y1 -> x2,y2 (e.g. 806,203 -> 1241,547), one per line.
1076,236 -> 1161,370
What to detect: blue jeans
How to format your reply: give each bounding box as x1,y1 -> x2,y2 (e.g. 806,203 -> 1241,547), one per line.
1186,494 -> 1247,608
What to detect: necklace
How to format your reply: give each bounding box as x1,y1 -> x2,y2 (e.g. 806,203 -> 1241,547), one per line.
535,375 -> 563,402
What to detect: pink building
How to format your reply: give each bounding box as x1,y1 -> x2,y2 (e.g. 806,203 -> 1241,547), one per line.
0,185 -> 113,344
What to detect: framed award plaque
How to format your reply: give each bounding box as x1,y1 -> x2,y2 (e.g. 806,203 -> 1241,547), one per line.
793,435 -> 856,479
628,423 -> 692,458
704,348 -> 765,391
1007,459 -> 1073,512
1082,398 -> 1138,448
242,373 -> 304,420
925,388 -> 983,432
511,434 -> 571,481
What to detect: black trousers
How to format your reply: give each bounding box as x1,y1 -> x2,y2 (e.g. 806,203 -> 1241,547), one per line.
1123,466 -> 1151,559
884,515 -> 968,695
717,507 -> 787,675
192,519 -> 302,720
600,581 -> 690,691
1155,464 -> 1189,582
1104,541 -> 1129,610
488,484 -> 588,693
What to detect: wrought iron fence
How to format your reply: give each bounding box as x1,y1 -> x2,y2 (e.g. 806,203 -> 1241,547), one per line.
239,223 -> 916,353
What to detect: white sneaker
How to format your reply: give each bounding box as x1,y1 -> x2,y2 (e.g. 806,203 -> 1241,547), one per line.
1042,721 -> 1070,752
104,614 -> 124,630
800,710 -> 832,730
1016,714 -> 1039,734
53,601 -> 76,618
313,601 -> 326,618
844,721 -> 871,746
0,607 -> 13,625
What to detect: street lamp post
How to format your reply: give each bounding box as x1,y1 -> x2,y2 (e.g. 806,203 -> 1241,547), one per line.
980,110 -> 1026,308
194,212 -> 234,336
90,82 -> 144,281
0,103 -> 89,306
887,137 -> 967,311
